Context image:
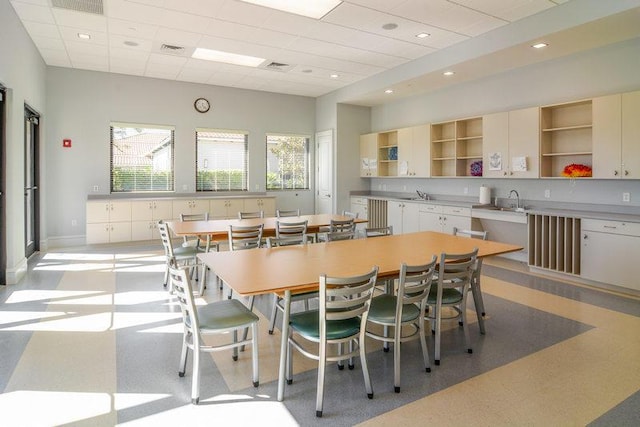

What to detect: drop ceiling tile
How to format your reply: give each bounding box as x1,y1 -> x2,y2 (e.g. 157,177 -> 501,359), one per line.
22,21 -> 60,38
110,46 -> 151,61
207,71 -> 247,86
110,55 -> 148,69
260,9 -> 319,37
161,0 -> 226,17
176,67 -> 214,84
51,9 -> 107,32
322,2 -> 396,34
453,0 -> 554,22
72,62 -> 109,72
58,26 -> 108,45
202,19 -> 298,50
9,1 -> 55,24
147,52 -> 188,67
110,64 -> 146,76
109,34 -> 153,53
342,0 -> 410,10
38,48 -> 71,67
215,0 -> 271,27
107,18 -> 159,40
11,0 -> 49,6
65,40 -> 108,56
32,36 -> 65,51
68,51 -> 109,67
144,65 -> 181,80
106,0 -> 175,28
154,27 -> 202,47
198,35 -> 279,61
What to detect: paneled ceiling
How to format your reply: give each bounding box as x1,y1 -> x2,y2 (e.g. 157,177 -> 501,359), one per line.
8,0 -> 640,105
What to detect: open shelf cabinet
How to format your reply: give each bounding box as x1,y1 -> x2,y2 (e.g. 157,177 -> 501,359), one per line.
431,117 -> 483,177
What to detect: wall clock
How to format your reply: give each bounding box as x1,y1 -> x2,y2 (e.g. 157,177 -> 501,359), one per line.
194,97 -> 210,113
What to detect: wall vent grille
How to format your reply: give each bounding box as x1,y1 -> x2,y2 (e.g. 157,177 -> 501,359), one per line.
51,0 -> 104,15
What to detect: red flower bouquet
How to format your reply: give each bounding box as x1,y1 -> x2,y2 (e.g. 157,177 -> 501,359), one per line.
561,164 -> 592,177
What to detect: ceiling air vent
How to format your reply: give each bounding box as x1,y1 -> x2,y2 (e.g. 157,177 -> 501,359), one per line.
262,61 -> 294,72
160,44 -> 186,55
52,0 -> 104,15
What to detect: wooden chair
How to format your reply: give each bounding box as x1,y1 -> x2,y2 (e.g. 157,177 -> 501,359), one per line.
452,227 -> 488,334
287,267 -> 379,417
366,256 -> 437,392
365,225 -> 393,238
238,211 -> 264,219
276,209 -> 300,217
157,220 -> 200,292
318,218 -> 356,242
169,266 -> 259,405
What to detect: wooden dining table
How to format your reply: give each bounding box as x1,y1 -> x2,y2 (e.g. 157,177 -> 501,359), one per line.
196,230 -> 522,401
167,213 -> 368,240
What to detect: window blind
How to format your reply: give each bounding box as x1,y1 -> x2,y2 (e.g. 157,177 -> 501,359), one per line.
266,134 -> 310,190
196,130 -> 248,191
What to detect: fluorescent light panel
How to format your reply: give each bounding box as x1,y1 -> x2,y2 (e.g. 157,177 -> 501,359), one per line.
532,42 -> 548,49
192,48 -> 265,67
239,0 -> 342,19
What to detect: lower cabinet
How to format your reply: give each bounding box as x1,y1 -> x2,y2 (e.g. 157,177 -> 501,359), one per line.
387,201 -> 420,234
86,222 -> 131,244
581,219 -> 640,291
418,205 -> 471,233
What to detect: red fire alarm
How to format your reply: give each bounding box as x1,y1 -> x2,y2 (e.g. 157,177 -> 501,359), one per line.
63,139 -> 72,148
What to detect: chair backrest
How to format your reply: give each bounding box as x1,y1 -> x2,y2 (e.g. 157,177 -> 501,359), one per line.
452,227 -> 487,240
267,235 -> 309,248
238,211 -> 264,219
397,256 -> 438,316
436,249 -> 478,292
180,212 -> 209,222
168,266 -> 200,343
341,210 -> 359,219
276,209 -> 300,218
228,224 -> 264,251
157,220 -> 176,260
319,266 -> 378,325
329,218 -> 356,233
325,230 -> 355,241
275,220 -> 308,242
365,225 -> 393,238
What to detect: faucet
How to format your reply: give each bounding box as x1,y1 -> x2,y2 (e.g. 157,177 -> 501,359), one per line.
508,190 -> 520,209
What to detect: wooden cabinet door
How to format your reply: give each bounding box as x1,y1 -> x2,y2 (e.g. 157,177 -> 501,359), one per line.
418,210 -> 441,232
483,112 -> 509,178
387,202 -> 404,234
260,198 -> 276,217
592,94 -> 622,178
110,222 -> 131,243
209,199 -> 228,219
87,202 -> 110,223
397,127 -> 412,177
509,107 -> 540,178
581,230 -> 640,291
227,199 -> 245,219
411,125 -> 430,177
86,223 -> 110,244
243,198 -> 260,213
153,200 -> 173,220
131,220 -> 154,241
403,203 -> 420,234
109,201 -> 131,223
172,200 -> 192,219
360,133 -> 377,177
190,199 -> 209,216
442,214 -> 471,235
131,201 -> 154,221
622,90 -> 640,179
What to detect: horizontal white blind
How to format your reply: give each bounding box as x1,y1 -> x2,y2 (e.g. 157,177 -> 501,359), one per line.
196,130 -> 248,191
110,124 -> 174,192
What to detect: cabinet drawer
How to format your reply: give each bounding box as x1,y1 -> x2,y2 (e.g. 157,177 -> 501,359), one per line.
581,219 -> 640,237
419,204 -> 442,214
351,197 -> 367,205
442,206 -> 470,217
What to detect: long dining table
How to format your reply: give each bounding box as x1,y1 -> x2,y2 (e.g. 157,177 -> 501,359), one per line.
166,213 -> 368,241
196,230 -> 522,401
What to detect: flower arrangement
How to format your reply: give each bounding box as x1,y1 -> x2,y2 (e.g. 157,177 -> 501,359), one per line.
470,160 -> 483,176
561,163 -> 592,177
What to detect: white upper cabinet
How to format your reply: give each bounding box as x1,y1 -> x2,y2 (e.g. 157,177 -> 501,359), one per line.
398,125 -> 430,177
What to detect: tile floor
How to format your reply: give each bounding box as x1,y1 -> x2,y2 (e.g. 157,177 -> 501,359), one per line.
0,243 -> 639,426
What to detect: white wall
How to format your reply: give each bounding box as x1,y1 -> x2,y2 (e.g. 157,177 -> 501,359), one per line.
45,68 -> 316,243
0,2 -> 47,283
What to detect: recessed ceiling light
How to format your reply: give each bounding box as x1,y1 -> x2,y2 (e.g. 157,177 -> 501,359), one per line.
385,89 -> 394,94
416,33 -> 430,38
330,74 -> 339,79
443,71 -> 455,76
124,41 -> 139,47
382,23 -> 398,30
77,33 -> 91,40
192,48 -> 265,67
239,0 -> 341,19
532,42 -> 548,49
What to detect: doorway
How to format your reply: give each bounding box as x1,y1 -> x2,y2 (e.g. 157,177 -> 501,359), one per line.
0,87 -> 5,285
315,130 -> 333,214
24,105 -> 39,259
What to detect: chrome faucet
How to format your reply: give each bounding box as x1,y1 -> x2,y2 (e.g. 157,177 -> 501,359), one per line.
508,190 -> 520,209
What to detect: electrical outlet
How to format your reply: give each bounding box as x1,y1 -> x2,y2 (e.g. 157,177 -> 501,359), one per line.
544,189 -> 551,198
92,185 -> 99,192
623,192 -> 630,202
463,187 -> 468,194
71,219 -> 77,226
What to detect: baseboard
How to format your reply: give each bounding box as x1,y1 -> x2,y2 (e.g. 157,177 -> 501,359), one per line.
46,235 -> 86,249
6,257 -> 28,285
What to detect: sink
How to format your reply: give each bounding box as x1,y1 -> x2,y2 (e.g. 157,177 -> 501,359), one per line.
476,205 -> 527,213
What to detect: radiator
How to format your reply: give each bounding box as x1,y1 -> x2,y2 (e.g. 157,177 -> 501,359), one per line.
367,199 -> 388,228
528,213 -> 581,275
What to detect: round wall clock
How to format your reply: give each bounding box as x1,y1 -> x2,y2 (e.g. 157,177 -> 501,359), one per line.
194,97 -> 210,113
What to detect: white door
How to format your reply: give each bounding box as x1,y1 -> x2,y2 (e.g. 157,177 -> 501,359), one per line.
315,130 -> 333,214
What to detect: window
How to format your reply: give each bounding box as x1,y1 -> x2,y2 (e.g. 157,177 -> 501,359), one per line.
196,130 -> 248,191
110,123 -> 174,192
266,134 -> 310,190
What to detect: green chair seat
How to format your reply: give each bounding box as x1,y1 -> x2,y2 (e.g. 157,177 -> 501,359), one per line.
289,309 -> 360,340
173,245 -> 199,258
198,299 -> 259,331
368,294 -> 420,323
427,286 -> 463,305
